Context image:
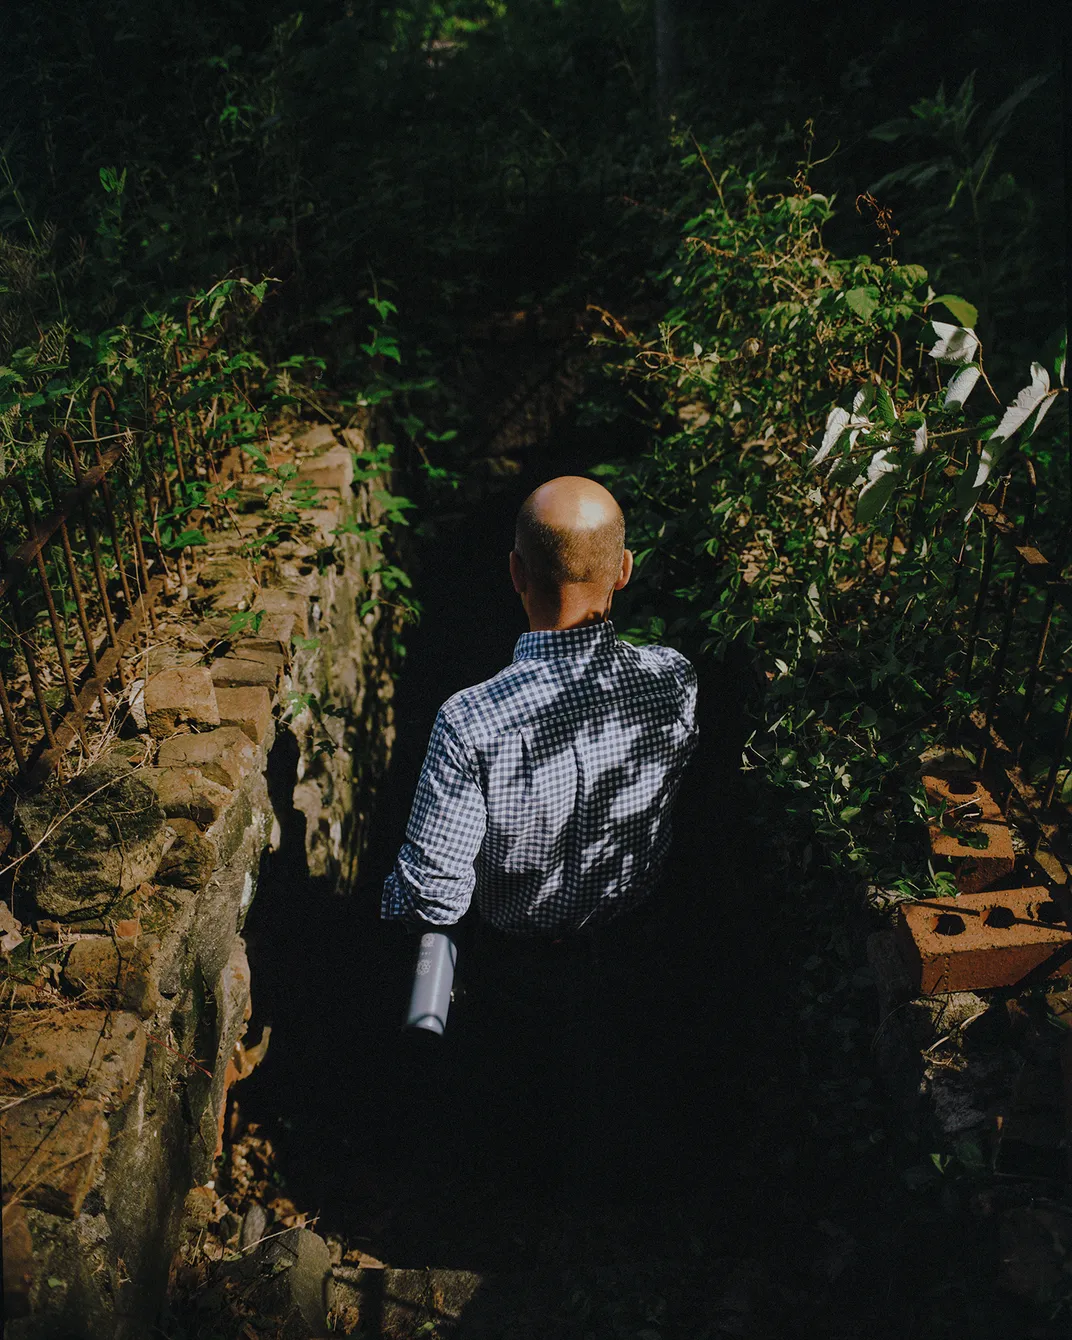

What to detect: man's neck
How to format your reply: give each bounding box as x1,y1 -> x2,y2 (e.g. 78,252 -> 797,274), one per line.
525,591 -> 611,632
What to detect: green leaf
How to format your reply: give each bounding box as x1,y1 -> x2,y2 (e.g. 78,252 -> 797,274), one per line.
170,528 -> 207,549
870,116 -> 915,143
855,452 -> 900,525
932,294 -> 979,329
227,609 -> 264,637
874,384 -> 897,428
844,287 -> 879,321
897,263 -> 928,287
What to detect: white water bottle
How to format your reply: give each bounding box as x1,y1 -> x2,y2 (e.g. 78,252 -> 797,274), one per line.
404,930 -> 457,1035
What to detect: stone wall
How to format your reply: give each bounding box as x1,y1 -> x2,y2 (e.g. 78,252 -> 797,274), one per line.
1,422 -> 398,1337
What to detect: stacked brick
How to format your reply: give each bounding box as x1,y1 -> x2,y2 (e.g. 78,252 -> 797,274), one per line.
895,769 -> 1071,995
868,758 -> 1072,1200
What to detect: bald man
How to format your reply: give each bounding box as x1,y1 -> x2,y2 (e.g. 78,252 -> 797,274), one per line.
382,475 -> 698,938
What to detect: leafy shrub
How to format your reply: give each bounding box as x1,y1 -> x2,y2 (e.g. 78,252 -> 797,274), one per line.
593,131 -> 1068,888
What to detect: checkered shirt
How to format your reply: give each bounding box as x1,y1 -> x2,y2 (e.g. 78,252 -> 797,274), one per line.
382,620 -> 698,936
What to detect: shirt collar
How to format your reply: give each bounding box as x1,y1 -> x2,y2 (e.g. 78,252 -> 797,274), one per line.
513,619 -> 617,662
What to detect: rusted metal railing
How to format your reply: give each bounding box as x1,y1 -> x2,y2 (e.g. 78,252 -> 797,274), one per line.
0,377 -> 215,794
954,455 -> 1072,887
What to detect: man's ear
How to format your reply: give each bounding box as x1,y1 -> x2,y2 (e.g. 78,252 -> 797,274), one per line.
613,549 -> 634,591
509,549 -> 526,594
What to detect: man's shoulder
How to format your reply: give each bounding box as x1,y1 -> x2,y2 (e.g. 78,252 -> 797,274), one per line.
620,638 -> 697,690
626,637 -> 695,672
437,660 -> 545,739
439,636 -> 696,744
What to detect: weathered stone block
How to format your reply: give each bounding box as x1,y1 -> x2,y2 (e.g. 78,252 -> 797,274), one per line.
232,642 -> 287,669
157,817 -> 218,889
156,728 -> 256,790
294,443 -> 354,493
1,1097 -> 109,1217
221,1228 -> 334,1338
1,898 -> 24,956
215,685 -> 274,743
244,608 -> 297,650
208,785 -> 257,869
143,767 -> 233,827
204,581 -> 257,614
62,934 -> 163,1018
193,615 -> 234,646
293,423 -> 338,452
210,656 -> 281,690
253,586 -> 309,636
198,556 -> 255,590
143,645 -> 203,676
0,1010 -> 146,1112
2,1202 -> 35,1317
144,666 -> 220,739
15,757 -> 168,921
333,1266 -> 481,1338
211,939 -> 254,1158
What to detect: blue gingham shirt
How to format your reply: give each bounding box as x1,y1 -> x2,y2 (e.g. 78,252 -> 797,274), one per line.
382,620 -> 698,936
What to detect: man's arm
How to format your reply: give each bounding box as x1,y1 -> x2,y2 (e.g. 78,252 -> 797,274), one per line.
381,710 -> 487,926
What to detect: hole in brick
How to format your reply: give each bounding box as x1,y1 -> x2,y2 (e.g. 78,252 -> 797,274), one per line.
1034,902 -> 1065,926
945,778 -> 977,796
984,906 -> 1016,929
934,913 -> 966,936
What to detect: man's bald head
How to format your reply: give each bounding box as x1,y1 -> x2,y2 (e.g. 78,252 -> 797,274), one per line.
514,476 -> 626,594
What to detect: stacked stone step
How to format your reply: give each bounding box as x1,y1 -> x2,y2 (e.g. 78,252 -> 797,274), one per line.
1,420 -> 396,1336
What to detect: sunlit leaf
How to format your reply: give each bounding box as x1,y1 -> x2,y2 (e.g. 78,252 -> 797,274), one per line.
812,406 -> 849,467
928,321 -> 979,365
955,445 -> 996,518
944,365 -> 981,409
855,449 -> 899,524
989,362 -> 1050,443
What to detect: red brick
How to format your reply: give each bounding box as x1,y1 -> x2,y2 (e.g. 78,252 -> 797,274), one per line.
923,774 -> 1015,893
897,886 -> 1072,994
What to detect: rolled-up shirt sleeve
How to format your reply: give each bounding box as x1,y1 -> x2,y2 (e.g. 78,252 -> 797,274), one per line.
382,710 -> 487,926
